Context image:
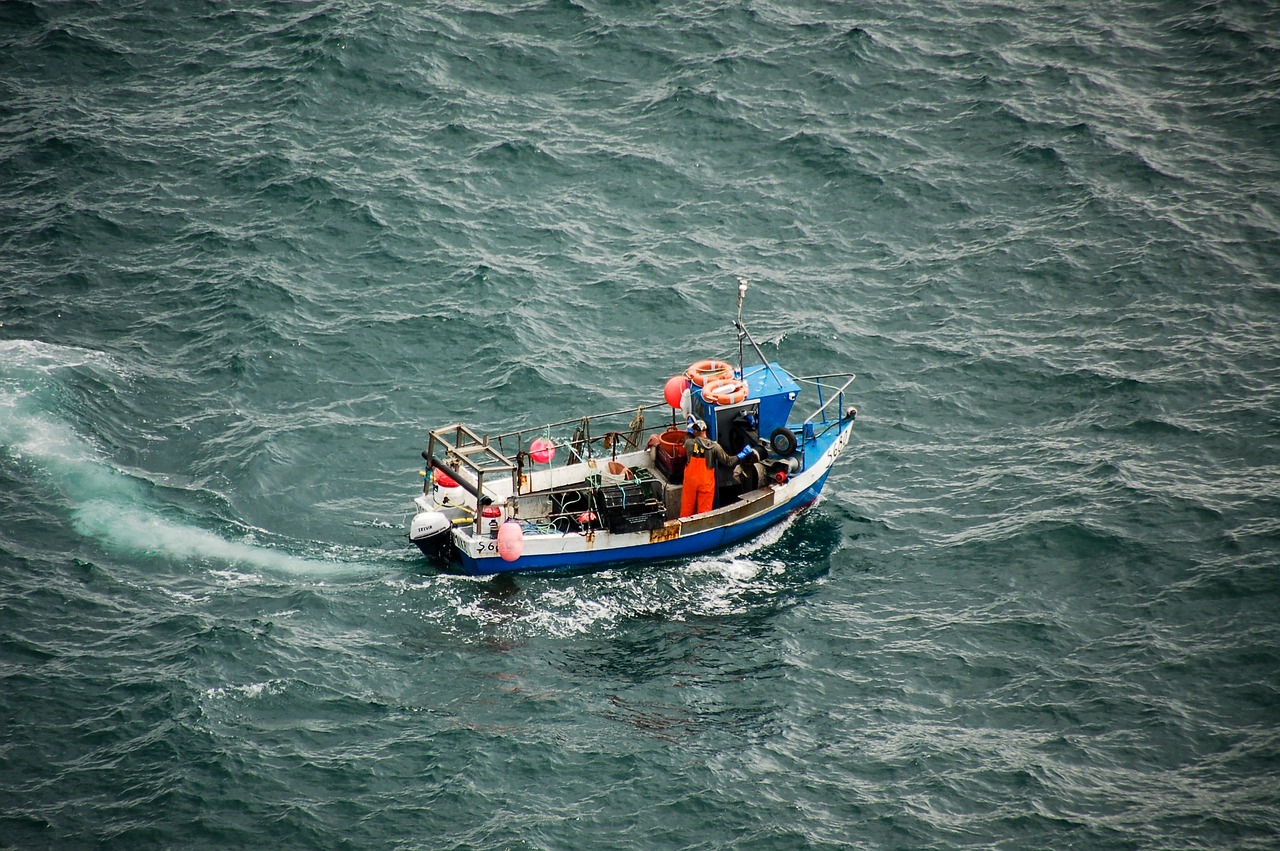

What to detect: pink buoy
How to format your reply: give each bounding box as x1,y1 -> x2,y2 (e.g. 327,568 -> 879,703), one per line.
529,436 -> 556,464
496,519 -> 524,562
663,374 -> 687,409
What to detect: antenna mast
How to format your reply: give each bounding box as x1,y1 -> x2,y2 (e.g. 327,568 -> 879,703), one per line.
736,276 -> 748,372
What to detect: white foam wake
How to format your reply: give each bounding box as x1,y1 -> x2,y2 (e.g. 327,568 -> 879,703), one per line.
0,340 -> 365,576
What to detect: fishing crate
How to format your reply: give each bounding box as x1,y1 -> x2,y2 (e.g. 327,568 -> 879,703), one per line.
595,481 -> 665,534
604,511 -> 666,534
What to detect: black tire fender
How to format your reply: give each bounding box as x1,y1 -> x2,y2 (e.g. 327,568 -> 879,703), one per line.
769,426 -> 798,458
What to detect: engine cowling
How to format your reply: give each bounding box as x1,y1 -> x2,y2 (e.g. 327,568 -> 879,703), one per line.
410,511 -> 451,543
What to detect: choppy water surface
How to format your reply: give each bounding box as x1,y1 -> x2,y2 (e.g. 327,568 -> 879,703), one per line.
2,1 -> 1278,848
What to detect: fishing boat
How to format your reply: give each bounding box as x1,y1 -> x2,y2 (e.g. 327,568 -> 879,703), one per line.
408,280 -> 858,575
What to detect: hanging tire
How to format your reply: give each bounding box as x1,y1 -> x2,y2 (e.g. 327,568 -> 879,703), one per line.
770,426 -> 798,457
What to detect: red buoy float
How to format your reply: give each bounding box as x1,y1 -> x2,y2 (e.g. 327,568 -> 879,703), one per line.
685,359 -> 733,387
434,469 -> 458,489
496,519 -> 524,561
529,436 -> 556,464
663,374 -> 686,408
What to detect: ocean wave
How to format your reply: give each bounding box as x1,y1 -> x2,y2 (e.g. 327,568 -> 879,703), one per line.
3,0 -> 1279,847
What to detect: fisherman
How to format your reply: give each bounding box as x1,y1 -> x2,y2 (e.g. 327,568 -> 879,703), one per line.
681,417 -> 756,517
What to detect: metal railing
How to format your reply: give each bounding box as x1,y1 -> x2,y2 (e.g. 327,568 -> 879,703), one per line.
796,372 -> 857,429
487,401 -> 681,466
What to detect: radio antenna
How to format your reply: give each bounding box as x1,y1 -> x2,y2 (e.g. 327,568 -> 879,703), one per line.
736,277 -> 748,370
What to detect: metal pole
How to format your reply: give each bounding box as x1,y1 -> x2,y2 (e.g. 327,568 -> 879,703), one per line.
736,277 -> 748,373
735,318 -> 785,389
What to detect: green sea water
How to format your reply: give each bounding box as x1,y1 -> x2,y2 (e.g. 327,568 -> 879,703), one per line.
2,1 -> 1278,848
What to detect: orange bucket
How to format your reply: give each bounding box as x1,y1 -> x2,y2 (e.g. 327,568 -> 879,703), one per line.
658,427 -> 687,458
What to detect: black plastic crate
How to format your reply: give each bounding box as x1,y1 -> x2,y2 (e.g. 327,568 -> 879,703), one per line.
597,481 -> 654,514
603,510 -> 666,534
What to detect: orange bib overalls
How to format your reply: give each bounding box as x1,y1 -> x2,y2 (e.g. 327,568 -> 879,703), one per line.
680,437 -> 717,517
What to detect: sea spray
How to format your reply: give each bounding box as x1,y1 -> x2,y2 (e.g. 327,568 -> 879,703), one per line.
0,341 -> 366,576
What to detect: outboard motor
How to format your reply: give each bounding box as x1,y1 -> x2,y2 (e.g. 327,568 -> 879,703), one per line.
409,511 -> 452,558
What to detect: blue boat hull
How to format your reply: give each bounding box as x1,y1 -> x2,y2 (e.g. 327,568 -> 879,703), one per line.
454,468 -> 832,576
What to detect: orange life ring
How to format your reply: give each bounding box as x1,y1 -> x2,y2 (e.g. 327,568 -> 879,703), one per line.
686,359 -> 733,387
703,377 -> 749,405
